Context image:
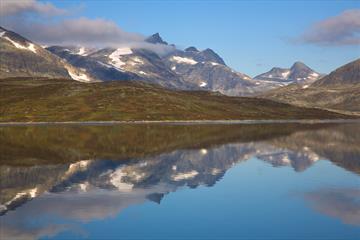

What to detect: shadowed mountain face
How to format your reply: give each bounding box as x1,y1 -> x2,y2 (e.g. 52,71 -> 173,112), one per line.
312,58 -> 360,86
145,33 -> 168,45
0,122 -> 359,239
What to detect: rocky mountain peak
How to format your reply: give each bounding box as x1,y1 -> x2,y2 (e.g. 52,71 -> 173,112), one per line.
200,48 -> 226,65
290,61 -> 311,72
145,33 -> 168,45
185,46 -> 199,52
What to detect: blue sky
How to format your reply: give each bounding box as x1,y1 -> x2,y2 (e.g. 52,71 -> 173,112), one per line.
4,0 -> 360,76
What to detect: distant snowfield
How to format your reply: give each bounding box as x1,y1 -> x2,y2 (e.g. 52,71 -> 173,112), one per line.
171,56 -> 198,65
108,48 -> 133,69
281,70 -> 290,78
172,170 -> 199,181
199,81 -> 207,87
77,47 -> 86,56
67,68 -> 91,82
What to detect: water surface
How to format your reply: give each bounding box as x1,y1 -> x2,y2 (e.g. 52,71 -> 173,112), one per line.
0,123 -> 359,239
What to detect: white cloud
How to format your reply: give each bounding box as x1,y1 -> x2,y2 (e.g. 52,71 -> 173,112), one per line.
1,1 -> 175,55
16,17 -> 145,46
0,0 -> 66,16
300,9 -> 360,46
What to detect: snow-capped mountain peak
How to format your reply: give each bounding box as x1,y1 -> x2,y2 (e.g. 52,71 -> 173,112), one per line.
254,61 -> 322,87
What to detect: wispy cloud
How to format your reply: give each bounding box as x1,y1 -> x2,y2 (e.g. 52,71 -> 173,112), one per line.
9,17 -> 145,46
299,9 -> 360,46
0,0 -> 66,16
304,188 -> 360,226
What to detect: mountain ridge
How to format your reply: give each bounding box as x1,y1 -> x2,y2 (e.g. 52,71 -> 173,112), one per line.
261,58 -> 360,114
254,61 -> 322,87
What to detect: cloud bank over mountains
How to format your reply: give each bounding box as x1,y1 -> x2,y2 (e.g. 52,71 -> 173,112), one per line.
1,0 -> 174,55
0,0 -> 66,16
1,0 -> 358,54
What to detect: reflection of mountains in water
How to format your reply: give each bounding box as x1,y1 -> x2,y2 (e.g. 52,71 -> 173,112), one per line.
1,122 -> 359,217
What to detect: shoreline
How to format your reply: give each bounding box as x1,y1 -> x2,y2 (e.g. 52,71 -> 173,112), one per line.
0,119 -> 359,126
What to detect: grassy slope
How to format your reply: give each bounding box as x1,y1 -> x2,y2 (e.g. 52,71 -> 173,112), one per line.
0,78 -> 350,122
261,83 -> 360,115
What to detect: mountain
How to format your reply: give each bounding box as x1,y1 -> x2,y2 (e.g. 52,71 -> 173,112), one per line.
46,46 -> 138,82
312,58 -> 360,86
145,33 -> 168,45
162,47 -> 267,96
254,61 -> 322,88
0,26 -> 94,82
261,59 -> 360,114
47,45 -> 191,89
1,27 -> 357,101
0,77 -> 348,122
45,32 -> 266,95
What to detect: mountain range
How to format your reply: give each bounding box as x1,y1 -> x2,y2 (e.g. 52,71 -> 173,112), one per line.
254,61 -> 323,87
0,26 -> 359,117
0,27 -> 324,94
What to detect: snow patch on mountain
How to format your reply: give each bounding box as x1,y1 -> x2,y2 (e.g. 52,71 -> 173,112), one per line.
110,167 -> 134,192
115,48 -> 133,55
2,35 -> 37,53
27,43 -> 37,53
77,47 -> 86,56
199,82 -> 207,87
281,70 -> 290,78
171,56 -> 198,65
108,48 -> 133,69
67,69 -> 91,82
172,170 -> 199,181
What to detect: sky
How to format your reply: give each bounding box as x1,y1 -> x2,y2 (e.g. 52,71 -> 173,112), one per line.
1,0 -> 359,76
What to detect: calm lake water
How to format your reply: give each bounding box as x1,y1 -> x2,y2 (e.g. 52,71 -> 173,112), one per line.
0,122 -> 359,240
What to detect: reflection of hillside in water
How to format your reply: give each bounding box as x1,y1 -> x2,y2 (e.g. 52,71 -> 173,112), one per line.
0,123 -> 359,239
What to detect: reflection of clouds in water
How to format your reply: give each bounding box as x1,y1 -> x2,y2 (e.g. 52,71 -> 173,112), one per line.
4,184 -> 175,222
0,223 -> 73,240
304,188 -> 360,226
0,184 -> 175,239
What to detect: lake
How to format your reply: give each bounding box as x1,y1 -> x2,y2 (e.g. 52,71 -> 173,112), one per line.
0,122 -> 359,240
